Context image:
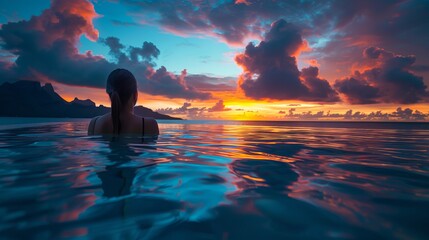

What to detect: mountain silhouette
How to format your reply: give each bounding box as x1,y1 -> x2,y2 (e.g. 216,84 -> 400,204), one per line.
0,80 -> 181,119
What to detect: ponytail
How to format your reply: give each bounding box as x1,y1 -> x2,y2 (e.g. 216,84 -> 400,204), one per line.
106,68 -> 137,136
110,91 -> 121,135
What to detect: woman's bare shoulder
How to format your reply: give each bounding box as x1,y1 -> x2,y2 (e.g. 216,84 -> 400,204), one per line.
87,114 -> 110,135
87,117 -> 97,135
144,117 -> 159,135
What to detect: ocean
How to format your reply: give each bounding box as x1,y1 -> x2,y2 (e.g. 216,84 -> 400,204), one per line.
0,118 -> 428,239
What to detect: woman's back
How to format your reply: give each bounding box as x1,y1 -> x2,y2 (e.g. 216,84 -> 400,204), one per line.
88,113 -> 159,136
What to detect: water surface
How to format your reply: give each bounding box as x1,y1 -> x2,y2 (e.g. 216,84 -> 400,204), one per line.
1,120 -> 429,239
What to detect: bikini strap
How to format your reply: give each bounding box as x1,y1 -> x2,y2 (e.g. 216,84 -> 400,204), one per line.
142,117 -> 145,136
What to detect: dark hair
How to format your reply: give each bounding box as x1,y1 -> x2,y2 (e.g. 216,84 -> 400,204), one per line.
106,69 -> 137,135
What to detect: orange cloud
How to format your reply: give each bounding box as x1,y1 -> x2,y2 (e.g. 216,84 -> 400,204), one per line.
52,0 -> 99,41
235,0 -> 251,5
292,39 -> 311,58
307,59 -> 320,67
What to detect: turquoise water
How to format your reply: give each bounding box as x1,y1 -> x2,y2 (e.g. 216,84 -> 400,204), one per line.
1,119 -> 429,239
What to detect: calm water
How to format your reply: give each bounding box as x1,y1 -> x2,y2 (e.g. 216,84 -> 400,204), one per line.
1,119 -> 429,239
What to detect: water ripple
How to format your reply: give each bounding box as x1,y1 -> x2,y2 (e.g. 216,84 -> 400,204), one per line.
0,120 -> 428,239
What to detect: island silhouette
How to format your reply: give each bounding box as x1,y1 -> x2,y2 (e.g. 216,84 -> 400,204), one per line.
0,81 -> 181,119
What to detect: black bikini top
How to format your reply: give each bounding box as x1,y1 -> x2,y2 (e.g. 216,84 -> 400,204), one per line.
141,117 -> 145,136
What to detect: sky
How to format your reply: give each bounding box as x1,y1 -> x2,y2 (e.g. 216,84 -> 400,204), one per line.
0,0 -> 428,120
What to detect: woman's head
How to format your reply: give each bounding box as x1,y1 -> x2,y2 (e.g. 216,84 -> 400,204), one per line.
106,69 -> 138,134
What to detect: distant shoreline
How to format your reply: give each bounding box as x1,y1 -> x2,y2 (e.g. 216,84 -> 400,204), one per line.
1,117 -> 428,132
0,117 -> 87,130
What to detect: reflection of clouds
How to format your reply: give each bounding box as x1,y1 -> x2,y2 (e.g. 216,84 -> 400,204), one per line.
2,121 -> 429,238
231,159 -> 298,190
132,123 -> 241,221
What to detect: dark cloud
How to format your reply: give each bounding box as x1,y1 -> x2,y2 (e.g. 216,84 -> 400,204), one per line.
337,0 -> 429,51
185,74 -> 236,92
0,0 -> 210,100
283,107 -> 428,121
97,40 -> 211,99
122,0 -> 283,45
208,100 -> 231,112
334,78 -> 379,104
121,1 -> 429,51
301,66 -> 339,102
390,107 -> 426,121
157,99 -> 232,118
236,19 -> 338,102
143,68 -> 211,99
121,0 -> 429,94
0,0 -> 108,86
101,37 -> 125,56
303,1 -> 429,86
119,0 -> 320,44
156,102 -> 206,118
363,47 -> 384,59
129,42 -> 160,63
121,0 -> 397,45
335,47 -> 428,104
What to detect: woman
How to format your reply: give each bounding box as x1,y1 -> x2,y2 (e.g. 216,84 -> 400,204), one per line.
88,69 -> 159,136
